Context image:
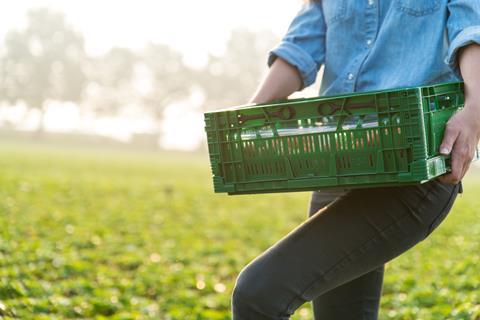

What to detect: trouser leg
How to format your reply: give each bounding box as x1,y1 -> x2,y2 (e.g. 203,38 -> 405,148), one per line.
308,189 -> 384,320
231,180 -> 459,320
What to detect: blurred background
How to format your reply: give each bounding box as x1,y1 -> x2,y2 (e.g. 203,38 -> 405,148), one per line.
1,1 -> 479,320
0,0 -> 320,151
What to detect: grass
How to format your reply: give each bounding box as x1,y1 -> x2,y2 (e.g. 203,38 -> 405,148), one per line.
0,140 -> 479,319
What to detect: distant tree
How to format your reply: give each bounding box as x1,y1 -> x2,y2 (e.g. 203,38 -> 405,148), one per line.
78,43 -> 196,145
199,29 -> 279,111
83,47 -> 137,116
0,8 -> 86,131
140,43 -> 193,127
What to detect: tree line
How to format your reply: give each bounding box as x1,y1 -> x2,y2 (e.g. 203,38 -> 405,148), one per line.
0,8 -> 278,135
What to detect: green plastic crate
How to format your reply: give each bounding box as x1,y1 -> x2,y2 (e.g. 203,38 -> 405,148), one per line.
204,81 -> 477,195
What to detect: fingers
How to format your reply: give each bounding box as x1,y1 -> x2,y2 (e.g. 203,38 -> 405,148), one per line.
461,161 -> 471,183
438,121 -> 462,184
439,122 -> 460,155
459,145 -> 475,181
438,135 -> 475,185
449,145 -> 463,184
437,105 -> 480,185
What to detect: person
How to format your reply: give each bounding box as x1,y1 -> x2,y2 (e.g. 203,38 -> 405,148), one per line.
231,1 -> 480,319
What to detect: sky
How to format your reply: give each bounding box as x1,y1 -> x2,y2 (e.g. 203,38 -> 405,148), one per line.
0,0 -> 307,150
0,0 -> 303,67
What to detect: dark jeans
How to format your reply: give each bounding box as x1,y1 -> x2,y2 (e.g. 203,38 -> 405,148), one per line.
231,180 -> 460,319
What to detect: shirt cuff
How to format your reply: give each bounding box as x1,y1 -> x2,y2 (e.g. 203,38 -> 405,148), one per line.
446,25 -> 480,78
268,41 -> 319,89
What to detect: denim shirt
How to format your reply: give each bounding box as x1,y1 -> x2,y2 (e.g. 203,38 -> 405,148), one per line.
268,0 -> 480,95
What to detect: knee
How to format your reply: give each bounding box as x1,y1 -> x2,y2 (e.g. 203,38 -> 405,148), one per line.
231,263 -> 275,315
231,265 -> 257,310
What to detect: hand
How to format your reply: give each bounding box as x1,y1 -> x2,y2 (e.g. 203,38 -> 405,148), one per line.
438,100 -> 480,184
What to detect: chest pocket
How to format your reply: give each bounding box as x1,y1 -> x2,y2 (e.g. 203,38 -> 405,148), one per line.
322,0 -> 348,25
395,0 -> 441,17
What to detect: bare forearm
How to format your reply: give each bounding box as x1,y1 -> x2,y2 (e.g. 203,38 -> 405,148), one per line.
249,57 -> 302,104
459,44 -> 480,104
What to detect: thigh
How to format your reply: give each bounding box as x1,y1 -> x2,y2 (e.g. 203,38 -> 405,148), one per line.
308,189 -> 348,216
308,190 -> 384,320
237,180 -> 459,317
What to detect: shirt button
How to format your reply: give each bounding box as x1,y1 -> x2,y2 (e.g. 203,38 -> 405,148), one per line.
368,0 -> 374,6
347,73 -> 354,80
366,39 -> 373,46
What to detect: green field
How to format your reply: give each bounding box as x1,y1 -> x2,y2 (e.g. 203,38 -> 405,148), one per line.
0,141 -> 479,319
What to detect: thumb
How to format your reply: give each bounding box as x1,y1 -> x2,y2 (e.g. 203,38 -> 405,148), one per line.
439,125 -> 459,155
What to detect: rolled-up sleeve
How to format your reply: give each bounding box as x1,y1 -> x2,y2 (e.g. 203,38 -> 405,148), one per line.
446,0 -> 480,77
268,3 -> 326,89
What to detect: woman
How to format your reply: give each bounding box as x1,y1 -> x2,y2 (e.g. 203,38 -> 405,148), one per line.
231,1 -> 480,319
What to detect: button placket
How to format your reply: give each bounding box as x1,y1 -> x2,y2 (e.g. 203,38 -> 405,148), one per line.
351,0 -> 378,91
365,0 -> 377,48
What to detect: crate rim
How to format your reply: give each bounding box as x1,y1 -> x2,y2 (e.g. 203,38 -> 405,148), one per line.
204,81 -> 463,115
